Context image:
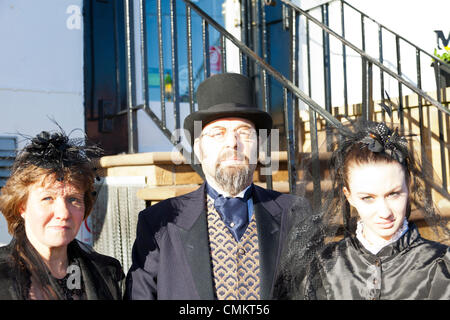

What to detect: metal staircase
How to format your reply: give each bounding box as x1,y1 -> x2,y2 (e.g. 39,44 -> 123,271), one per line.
121,0 -> 449,209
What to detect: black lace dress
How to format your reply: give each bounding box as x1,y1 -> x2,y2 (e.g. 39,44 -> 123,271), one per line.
28,255 -> 87,300
52,270 -> 85,300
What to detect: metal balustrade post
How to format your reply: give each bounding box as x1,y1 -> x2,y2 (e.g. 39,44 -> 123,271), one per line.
360,59 -> 373,121
170,0 -> 180,133
378,25 -> 385,122
290,8 -> 299,167
156,0 -> 166,128
220,35 -> 227,73
283,88 -> 297,194
361,58 -> 368,121
249,0 -> 258,77
186,5 -> 194,114
368,61 -> 373,120
438,110 -> 448,192
240,0 -> 248,75
307,16 -> 321,205
435,64 -> 448,192
185,4 -> 195,168
360,13 -> 365,51
124,0 -> 137,153
262,70 -> 273,190
239,50 -> 244,76
416,49 -> 425,148
202,20 -> 210,80
260,1 -> 272,190
340,0 -> 348,116
416,49 -> 433,200
321,4 -> 333,151
396,35 -> 404,129
309,109 -> 321,210
140,0 -> 149,110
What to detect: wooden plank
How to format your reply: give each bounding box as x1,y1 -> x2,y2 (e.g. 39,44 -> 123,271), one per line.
100,152 -> 187,168
150,165 -> 175,186
137,185 -> 200,200
174,166 -> 203,185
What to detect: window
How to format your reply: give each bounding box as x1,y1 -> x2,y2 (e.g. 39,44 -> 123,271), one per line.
0,136 -> 16,189
145,0 -> 226,103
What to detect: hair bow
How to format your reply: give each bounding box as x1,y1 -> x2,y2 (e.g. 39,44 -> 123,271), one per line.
360,122 -> 408,164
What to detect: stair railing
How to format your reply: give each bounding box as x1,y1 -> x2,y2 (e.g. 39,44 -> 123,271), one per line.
128,0 -> 352,200
280,0 -> 450,200
124,0 -> 449,207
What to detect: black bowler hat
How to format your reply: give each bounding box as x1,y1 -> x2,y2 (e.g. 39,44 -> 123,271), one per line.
183,73 -> 272,143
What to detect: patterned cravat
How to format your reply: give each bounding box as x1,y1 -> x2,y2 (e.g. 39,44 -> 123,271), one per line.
206,184 -> 253,242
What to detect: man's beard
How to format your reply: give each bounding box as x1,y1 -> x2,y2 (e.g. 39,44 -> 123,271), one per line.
214,150 -> 256,196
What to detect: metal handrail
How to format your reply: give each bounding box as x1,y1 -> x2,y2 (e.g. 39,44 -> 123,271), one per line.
281,0 -> 449,196
175,0 -> 352,195
124,0 -> 449,197
182,0 -> 351,135
301,0 -> 450,74
339,0 -> 450,74
280,0 -> 450,116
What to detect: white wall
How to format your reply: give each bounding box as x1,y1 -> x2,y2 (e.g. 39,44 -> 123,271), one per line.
0,0 -> 85,146
0,0 -> 85,245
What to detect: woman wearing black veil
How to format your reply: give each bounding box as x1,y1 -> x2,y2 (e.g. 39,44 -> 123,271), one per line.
273,120 -> 450,300
0,129 -> 124,299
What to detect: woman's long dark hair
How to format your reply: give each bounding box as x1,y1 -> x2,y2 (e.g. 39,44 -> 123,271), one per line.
11,226 -> 63,299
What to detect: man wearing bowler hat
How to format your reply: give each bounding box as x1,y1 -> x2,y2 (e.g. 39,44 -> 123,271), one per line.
124,73 -> 311,300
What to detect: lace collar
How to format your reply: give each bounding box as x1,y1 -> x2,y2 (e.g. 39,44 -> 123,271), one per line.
356,218 -> 409,255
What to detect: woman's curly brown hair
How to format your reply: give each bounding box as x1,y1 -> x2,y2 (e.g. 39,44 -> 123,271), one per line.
0,165 -> 96,236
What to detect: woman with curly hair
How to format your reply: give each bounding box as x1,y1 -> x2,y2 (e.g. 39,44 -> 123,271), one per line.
274,120 -> 450,300
0,129 -> 124,300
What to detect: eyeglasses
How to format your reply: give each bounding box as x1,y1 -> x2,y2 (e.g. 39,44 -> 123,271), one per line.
201,126 -> 256,141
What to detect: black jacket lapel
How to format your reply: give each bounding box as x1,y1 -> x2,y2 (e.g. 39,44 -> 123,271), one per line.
71,240 -> 124,300
175,184 -> 215,299
253,187 -> 283,300
77,255 -> 101,299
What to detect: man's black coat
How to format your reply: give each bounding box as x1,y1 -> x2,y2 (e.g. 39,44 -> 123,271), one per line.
124,183 -> 311,300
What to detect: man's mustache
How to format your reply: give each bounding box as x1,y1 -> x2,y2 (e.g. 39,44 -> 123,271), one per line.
217,150 -> 249,163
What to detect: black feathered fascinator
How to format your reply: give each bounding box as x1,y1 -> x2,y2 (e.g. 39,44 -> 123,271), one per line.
14,127 -> 104,181
359,122 -> 409,164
